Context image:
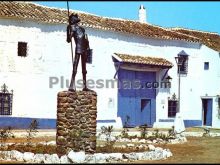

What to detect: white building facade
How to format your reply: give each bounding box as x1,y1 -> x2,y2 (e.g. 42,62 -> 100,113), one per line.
0,2 -> 220,129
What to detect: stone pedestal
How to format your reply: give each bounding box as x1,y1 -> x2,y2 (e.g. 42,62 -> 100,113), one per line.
56,90 -> 97,156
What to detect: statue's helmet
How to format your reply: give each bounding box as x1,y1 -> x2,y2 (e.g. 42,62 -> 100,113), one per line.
69,13 -> 81,24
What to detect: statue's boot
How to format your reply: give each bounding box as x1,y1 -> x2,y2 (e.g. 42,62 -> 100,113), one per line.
82,87 -> 93,92
82,73 -> 92,92
69,73 -> 76,92
69,81 -> 76,92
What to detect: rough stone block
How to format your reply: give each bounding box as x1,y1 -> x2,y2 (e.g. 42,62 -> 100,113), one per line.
56,90 -> 97,156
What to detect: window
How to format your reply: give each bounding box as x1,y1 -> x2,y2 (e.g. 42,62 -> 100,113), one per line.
178,55 -> 188,74
204,62 -> 209,70
168,100 -> 177,117
0,84 -> 13,115
168,93 -> 178,117
141,99 -> 150,112
18,42 -> 27,57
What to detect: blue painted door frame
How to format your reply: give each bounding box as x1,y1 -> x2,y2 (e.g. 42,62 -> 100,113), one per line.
202,98 -> 213,126
117,69 -> 156,127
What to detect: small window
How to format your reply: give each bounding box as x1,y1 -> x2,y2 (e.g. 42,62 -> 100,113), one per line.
168,100 -> 178,117
141,99 -> 150,112
0,84 -> 13,115
178,55 -> 188,74
18,42 -> 27,57
204,62 -> 209,70
168,93 -> 178,118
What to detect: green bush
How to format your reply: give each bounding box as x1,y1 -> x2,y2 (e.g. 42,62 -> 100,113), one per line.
120,128 -> 129,139
26,119 -> 39,146
0,126 -> 15,149
139,124 -> 148,139
99,125 -> 116,148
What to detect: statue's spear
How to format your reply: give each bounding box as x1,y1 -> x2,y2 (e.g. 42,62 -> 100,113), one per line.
67,1 -> 74,67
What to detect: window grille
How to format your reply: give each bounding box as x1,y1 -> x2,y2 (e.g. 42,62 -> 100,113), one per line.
168,93 -> 178,117
0,84 -> 13,115
178,55 -> 188,74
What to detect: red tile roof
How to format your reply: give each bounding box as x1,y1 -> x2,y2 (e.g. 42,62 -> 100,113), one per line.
113,53 -> 173,67
170,28 -> 220,52
0,2 -> 219,52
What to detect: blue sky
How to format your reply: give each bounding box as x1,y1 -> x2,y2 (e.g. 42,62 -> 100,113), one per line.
35,1 -> 220,34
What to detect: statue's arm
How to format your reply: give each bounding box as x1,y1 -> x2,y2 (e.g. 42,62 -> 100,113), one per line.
66,25 -> 72,43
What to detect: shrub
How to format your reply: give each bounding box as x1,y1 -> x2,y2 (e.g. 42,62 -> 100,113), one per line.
167,126 -> 176,139
26,119 -> 39,146
148,128 -> 176,141
120,128 -> 129,139
99,125 -> 116,149
153,129 -> 159,138
0,126 -> 15,149
139,124 -> 148,139
202,128 -> 211,137
100,125 -> 114,141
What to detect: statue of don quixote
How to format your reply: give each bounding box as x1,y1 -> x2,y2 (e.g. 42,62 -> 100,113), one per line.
66,13 -> 92,92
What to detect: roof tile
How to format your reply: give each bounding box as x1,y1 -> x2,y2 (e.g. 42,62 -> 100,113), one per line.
0,2 -> 219,52
114,53 -> 173,67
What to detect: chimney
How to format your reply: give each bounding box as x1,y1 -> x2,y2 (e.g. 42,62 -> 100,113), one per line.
138,5 -> 146,23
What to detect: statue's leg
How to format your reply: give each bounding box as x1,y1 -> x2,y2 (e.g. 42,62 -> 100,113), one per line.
81,52 -> 89,91
69,53 -> 80,91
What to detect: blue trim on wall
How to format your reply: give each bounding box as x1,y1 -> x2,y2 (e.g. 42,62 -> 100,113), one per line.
97,120 -> 116,123
159,119 -> 174,122
183,120 -> 202,127
158,119 -> 202,128
0,118 -> 118,129
0,117 -> 56,129
0,118 -> 203,129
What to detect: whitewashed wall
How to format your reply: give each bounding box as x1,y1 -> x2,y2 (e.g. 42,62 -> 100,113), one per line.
0,18 -> 219,128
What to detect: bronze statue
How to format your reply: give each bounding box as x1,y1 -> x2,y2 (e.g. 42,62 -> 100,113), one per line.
66,13 -> 91,91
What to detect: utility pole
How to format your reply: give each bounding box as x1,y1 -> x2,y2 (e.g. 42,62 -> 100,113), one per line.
178,60 -> 181,113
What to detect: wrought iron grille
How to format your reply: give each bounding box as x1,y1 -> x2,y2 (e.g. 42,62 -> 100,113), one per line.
178,55 -> 188,74
0,84 -> 13,115
168,93 -> 178,117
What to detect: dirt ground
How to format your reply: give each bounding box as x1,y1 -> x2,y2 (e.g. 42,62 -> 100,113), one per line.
137,136 -> 220,164
1,130 -> 220,163
3,136 -> 55,144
